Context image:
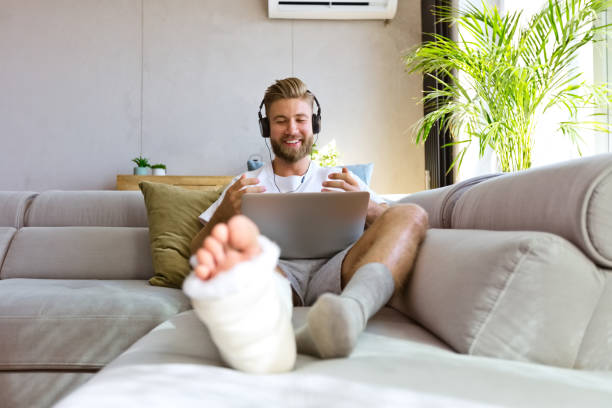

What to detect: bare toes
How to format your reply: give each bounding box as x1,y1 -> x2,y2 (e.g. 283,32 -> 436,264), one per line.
211,223 -> 229,245
196,248 -> 215,270
195,264 -> 212,280
227,215 -> 261,254
204,236 -> 225,267
222,249 -> 243,270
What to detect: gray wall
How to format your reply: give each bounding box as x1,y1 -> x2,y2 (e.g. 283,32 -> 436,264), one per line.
0,0 -> 424,193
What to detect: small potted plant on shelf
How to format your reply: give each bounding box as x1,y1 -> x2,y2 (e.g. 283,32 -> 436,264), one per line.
132,156 -> 151,175
151,163 -> 167,176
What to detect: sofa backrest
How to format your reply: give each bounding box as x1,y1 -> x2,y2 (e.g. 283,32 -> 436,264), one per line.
1,191 -> 153,280
25,190 -> 147,227
452,153 -> 612,268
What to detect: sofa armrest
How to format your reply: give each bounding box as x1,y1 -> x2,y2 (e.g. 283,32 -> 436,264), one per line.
0,227 -> 16,270
0,192 -> 38,228
394,174 -> 499,228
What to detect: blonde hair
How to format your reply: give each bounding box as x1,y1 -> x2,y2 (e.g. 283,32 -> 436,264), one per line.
263,77 -> 314,114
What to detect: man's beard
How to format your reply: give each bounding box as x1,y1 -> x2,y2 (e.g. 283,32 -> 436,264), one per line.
271,135 -> 314,163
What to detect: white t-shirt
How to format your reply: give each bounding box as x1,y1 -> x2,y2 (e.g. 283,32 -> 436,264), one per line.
199,161 -> 383,224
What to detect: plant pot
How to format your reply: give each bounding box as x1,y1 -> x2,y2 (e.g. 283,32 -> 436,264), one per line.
152,168 -> 166,176
133,167 -> 149,175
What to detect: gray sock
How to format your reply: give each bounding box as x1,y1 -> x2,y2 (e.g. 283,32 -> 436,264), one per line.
295,262 -> 395,358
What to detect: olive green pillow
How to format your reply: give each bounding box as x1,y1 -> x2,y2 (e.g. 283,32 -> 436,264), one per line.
139,181 -> 224,288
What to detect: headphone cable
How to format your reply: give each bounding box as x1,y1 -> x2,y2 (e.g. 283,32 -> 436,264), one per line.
264,138 -> 311,193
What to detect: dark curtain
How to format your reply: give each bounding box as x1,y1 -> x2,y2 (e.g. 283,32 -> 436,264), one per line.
421,0 -> 455,188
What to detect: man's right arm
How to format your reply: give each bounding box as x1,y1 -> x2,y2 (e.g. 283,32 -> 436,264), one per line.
190,175 -> 265,254
190,204 -> 231,255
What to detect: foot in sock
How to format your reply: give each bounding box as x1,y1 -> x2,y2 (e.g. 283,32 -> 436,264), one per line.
296,262 -> 394,358
184,215 -> 296,373
296,294 -> 366,358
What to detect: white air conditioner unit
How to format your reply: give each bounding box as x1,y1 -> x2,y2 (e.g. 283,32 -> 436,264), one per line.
268,0 -> 398,20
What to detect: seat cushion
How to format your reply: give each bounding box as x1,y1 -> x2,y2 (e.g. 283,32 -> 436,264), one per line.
0,191 -> 37,228
93,307 -> 450,370
0,371 -> 94,408
0,279 -> 190,370
452,153 -> 612,267
397,228 -> 605,368
1,227 -> 153,279
56,309 -> 612,408
25,191 -> 147,227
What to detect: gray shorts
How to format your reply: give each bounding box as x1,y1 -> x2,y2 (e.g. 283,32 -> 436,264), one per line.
277,245 -> 353,307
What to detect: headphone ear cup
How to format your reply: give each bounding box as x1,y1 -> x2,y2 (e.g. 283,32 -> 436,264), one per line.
259,117 -> 270,138
312,114 -> 321,134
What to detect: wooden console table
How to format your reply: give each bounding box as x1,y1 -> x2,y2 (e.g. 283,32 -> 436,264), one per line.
116,175 -> 233,191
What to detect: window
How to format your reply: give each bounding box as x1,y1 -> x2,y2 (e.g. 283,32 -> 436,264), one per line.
456,0 -> 611,181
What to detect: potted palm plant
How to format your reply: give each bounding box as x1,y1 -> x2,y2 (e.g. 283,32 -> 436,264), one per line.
404,0 -> 611,173
132,156 -> 151,175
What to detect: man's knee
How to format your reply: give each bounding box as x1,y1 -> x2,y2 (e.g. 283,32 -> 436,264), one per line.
379,204 -> 429,229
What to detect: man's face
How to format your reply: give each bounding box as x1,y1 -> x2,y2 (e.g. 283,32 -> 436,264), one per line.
268,98 -> 314,163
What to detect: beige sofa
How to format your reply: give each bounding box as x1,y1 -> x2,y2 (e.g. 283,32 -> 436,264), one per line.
1,154 -> 612,407
0,191 -> 191,408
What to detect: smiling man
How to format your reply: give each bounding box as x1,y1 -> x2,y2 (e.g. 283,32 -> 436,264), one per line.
185,77 -> 428,373
268,97 -> 314,164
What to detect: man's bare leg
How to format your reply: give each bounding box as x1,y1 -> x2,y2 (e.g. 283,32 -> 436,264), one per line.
296,204 -> 428,358
183,215 -> 296,373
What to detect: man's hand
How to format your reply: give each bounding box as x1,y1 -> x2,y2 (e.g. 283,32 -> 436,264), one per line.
191,175 -> 265,254
322,167 -> 387,227
321,167 -> 360,193
219,174 -> 266,218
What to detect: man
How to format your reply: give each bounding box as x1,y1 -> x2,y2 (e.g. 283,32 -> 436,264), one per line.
183,77 -> 428,373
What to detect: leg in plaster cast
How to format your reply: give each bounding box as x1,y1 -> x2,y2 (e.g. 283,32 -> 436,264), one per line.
296,204 -> 429,358
183,215 -> 296,374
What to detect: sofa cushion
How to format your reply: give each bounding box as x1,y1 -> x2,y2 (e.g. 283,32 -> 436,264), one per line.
25,191 -> 148,227
139,181 -> 223,289
452,153 -> 612,268
574,270 -> 612,370
56,309 -> 612,408
0,371 -> 94,408
396,174 -> 499,228
397,229 -> 605,368
1,227 -> 153,279
0,191 -> 37,228
0,279 -> 190,370
95,308 -> 450,370
0,227 -> 16,270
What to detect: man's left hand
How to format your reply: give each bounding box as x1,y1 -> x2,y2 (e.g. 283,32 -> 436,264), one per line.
322,167 -> 387,227
321,167 -> 360,192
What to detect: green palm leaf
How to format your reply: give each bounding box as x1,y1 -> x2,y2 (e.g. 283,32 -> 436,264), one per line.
405,0 -> 612,172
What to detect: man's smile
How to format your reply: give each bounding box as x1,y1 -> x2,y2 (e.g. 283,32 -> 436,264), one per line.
283,139 -> 302,147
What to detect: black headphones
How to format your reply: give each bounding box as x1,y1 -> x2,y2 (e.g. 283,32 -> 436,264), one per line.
258,91 -> 322,138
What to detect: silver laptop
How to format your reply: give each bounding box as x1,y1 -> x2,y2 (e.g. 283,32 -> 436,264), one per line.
241,191 -> 370,259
